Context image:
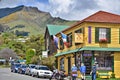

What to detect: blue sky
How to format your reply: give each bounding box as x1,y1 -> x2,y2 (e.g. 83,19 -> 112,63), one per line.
0,0 -> 120,20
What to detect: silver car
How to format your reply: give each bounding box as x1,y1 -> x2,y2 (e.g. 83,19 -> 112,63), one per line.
31,65 -> 53,78
25,64 -> 36,76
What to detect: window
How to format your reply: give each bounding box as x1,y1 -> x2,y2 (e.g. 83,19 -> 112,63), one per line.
75,52 -> 81,68
99,28 -> 107,40
59,37 -> 64,50
67,33 -> 72,47
95,27 -> 111,43
60,58 -> 64,70
94,52 -> 113,70
75,28 -> 83,33
75,28 -> 84,44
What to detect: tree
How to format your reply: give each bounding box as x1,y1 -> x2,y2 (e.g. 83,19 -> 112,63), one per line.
26,49 -> 35,64
41,55 -> 56,70
25,34 -> 44,55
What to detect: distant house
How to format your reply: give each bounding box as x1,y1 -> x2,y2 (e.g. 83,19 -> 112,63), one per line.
44,24 -> 69,56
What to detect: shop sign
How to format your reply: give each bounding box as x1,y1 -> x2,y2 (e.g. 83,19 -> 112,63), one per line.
74,33 -> 83,43
42,51 -> 48,58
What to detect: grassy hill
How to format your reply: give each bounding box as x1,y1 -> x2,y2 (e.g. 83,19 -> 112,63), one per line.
0,5 -> 76,35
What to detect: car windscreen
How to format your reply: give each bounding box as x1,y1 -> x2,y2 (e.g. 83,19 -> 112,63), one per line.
30,66 -> 35,68
39,67 -> 49,70
22,65 -> 27,68
15,64 -> 21,67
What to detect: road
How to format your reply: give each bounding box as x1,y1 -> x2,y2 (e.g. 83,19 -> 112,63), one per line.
0,68 -> 49,80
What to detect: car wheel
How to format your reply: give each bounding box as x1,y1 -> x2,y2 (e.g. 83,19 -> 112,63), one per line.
11,70 -> 13,72
13,70 -> 15,73
20,71 -> 22,74
31,73 -> 34,77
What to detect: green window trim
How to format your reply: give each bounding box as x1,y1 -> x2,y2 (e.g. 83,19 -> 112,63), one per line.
106,28 -> 111,43
95,27 -> 99,43
95,27 -> 111,43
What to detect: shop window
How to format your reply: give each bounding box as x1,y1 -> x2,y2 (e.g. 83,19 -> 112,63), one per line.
75,52 -> 81,68
95,27 -> 111,43
67,33 -> 72,47
94,52 -> 113,70
60,58 -> 64,70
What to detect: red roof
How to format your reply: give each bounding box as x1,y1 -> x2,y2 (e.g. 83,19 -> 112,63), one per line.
83,11 -> 120,23
63,11 -> 120,32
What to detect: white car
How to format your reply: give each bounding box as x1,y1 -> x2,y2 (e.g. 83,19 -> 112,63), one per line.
25,64 -> 36,75
32,65 -> 53,78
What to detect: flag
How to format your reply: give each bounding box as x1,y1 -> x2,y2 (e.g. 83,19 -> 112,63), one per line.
60,32 -> 70,47
53,35 -> 59,49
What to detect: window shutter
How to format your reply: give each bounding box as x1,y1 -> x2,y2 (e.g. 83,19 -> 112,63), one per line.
95,27 -> 99,43
107,28 -> 111,43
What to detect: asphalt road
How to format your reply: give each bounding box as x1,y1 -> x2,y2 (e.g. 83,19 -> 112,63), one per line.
0,68 -> 49,80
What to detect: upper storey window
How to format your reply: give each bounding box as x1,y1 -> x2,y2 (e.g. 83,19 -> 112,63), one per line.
95,27 -> 111,43
67,33 -> 72,47
74,28 -> 84,44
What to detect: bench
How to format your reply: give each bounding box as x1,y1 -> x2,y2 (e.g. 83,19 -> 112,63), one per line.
98,73 -> 111,79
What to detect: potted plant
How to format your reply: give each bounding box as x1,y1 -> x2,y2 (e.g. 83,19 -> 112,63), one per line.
99,38 -> 107,43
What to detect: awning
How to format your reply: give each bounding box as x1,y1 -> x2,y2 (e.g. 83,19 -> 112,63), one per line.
81,47 -> 120,51
55,46 -> 120,57
55,48 -> 80,57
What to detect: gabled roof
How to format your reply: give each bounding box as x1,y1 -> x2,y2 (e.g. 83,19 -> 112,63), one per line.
63,11 -> 120,32
83,11 -> 120,23
47,24 -> 69,35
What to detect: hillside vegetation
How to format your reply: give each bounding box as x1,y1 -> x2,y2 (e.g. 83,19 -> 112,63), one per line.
0,5 -> 76,35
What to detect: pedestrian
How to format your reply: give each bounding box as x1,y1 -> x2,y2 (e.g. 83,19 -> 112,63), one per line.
90,63 -> 97,80
80,63 -> 86,80
71,64 -> 78,80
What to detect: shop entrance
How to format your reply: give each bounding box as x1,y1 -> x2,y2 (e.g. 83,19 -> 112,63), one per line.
68,57 -> 71,74
83,53 -> 92,74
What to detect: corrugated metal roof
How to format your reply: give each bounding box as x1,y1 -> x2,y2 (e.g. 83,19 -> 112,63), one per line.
81,47 -> 120,51
55,48 -> 80,57
47,24 -> 69,35
55,46 -> 120,57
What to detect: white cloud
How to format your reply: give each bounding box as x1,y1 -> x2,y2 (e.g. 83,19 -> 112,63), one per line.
47,0 -> 120,20
0,0 -> 120,20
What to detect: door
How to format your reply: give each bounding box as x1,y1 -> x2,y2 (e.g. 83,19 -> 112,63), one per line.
68,57 -> 71,74
83,53 -> 92,75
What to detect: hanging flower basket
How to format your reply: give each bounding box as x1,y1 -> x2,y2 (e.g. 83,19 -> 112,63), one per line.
99,38 -> 107,43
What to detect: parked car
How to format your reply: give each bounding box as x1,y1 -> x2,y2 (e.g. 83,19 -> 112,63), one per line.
18,64 -> 28,74
31,65 -> 53,78
25,64 -> 36,75
11,63 -> 21,73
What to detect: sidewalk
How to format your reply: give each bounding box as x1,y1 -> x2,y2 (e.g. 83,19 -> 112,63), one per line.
64,76 -> 92,80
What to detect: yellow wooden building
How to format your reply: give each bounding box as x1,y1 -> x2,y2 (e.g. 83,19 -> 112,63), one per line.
55,11 -> 120,78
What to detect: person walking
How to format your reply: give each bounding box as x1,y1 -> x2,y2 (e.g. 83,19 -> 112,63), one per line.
71,64 -> 78,80
80,63 -> 86,80
91,63 -> 97,80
